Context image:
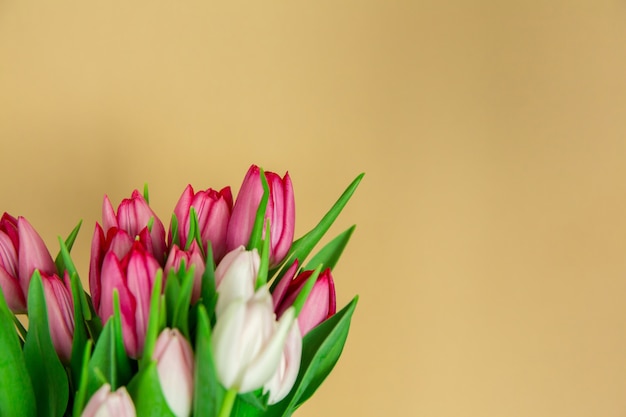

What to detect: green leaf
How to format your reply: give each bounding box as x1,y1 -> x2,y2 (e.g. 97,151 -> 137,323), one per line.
0,287 -> 36,417
200,243 -> 218,326
193,305 -> 225,417
170,213 -> 180,248
127,361 -> 177,417
271,173 -> 364,291
69,272 -> 89,392
72,340 -> 93,417
85,297 -> 132,398
23,271 -> 69,417
303,225 -> 356,272
247,167 -> 270,252
54,220 -> 83,275
266,296 -> 359,417
175,267 -> 195,338
141,270 -> 164,369
143,183 -> 150,204
256,222 -> 271,289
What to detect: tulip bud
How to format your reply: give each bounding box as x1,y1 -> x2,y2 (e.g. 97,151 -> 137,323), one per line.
214,246 -> 260,317
153,328 -> 194,417
81,384 -> 136,417
171,185 -> 233,262
41,272 -> 75,363
275,268 -> 336,336
263,321 -> 302,404
98,242 -> 160,357
212,286 -> 296,393
226,165 -> 295,267
102,190 -> 166,263
0,214 -> 55,313
164,242 -> 205,304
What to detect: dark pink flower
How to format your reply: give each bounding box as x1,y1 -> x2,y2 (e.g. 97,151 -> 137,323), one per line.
226,165 -> 295,267
98,241 -> 160,358
164,242 -> 205,304
102,190 -> 166,263
274,268 -> 336,336
171,185 -> 232,262
0,213 -> 55,313
41,272 -> 74,363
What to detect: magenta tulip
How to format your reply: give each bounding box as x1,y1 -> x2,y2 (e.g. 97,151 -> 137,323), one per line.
153,328 -> 194,417
89,225 -> 151,313
226,165 -> 295,267
164,242 -> 205,303
275,268 -> 336,336
102,190 -> 166,263
0,213 -> 55,313
171,185 -> 233,262
98,241 -> 160,357
41,272 -> 75,363
81,384 -> 136,417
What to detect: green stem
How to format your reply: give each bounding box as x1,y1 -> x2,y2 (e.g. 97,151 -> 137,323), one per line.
218,388 -> 237,417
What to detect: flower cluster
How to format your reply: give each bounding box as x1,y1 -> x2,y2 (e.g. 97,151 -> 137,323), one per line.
0,165 -> 362,417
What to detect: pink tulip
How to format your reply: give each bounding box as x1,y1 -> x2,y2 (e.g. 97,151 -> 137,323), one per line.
153,328 -> 194,417
171,185 -> 233,262
212,287 -> 296,393
164,242 -> 205,304
98,241 -> 160,357
102,190 -> 166,263
89,225 -> 151,312
0,213 -> 55,313
275,268 -> 336,336
81,384 -> 136,417
226,165 -> 295,267
263,321 -> 302,404
41,272 -> 75,363
214,246 -> 260,317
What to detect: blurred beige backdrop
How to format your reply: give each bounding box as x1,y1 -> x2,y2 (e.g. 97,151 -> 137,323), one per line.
2,1 -> 626,416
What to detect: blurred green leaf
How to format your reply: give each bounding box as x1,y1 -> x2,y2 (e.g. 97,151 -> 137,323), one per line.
271,173 -> 363,291
248,167 -> 270,252
303,225 -> 356,272
266,296 -> 358,416
127,361 -> 176,417
193,305 -> 225,417
23,272 -> 69,417
0,287 -> 36,417
54,220 -> 82,275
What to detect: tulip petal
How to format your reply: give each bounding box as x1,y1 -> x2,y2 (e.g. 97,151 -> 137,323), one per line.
0,266 -> 26,312
17,217 -> 55,296
102,195 -> 118,232
212,299 -> 247,389
240,305 -> 295,393
41,273 -> 74,363
264,321 -> 302,404
100,252 -> 138,357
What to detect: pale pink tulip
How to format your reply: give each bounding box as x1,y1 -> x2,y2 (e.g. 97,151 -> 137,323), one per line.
153,328 -> 194,417
264,321 -> 302,404
214,246 -> 259,317
81,384 -> 136,417
212,287 -> 296,393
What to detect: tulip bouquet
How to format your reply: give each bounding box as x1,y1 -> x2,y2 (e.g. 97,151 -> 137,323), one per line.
0,165 -> 362,417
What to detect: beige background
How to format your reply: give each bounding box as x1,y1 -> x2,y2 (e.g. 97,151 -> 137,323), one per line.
2,1 -> 626,416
